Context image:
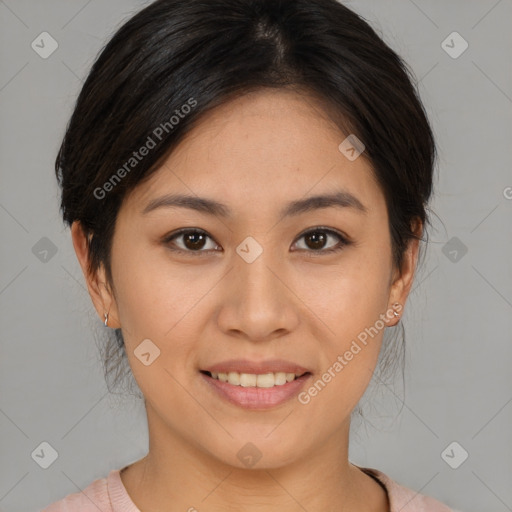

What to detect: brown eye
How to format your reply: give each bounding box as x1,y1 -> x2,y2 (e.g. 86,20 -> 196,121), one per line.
304,231 -> 328,250
293,228 -> 349,254
164,229 -> 219,254
182,231 -> 207,250
164,227 -> 350,257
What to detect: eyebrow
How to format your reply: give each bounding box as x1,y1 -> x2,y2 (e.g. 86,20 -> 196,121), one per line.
141,190 -> 368,218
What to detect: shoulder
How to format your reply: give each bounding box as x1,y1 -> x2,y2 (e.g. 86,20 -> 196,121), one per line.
40,472 -> 111,512
358,466 -> 461,512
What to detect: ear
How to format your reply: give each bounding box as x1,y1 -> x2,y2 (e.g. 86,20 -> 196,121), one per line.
71,221 -> 121,328
387,219 -> 423,326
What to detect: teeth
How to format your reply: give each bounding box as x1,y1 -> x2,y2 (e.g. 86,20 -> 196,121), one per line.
274,372 -> 287,385
256,373 -> 274,388
240,373 -> 257,387
227,372 -> 240,385
208,371 -> 304,387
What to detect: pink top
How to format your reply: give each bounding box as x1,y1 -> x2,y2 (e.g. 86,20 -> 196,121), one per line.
40,466 -> 457,511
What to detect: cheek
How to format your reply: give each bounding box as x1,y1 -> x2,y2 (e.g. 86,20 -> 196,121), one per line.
295,247 -> 392,395
110,234 -> 189,334
302,246 -> 392,335
293,267 -> 392,442
109,239 -> 218,381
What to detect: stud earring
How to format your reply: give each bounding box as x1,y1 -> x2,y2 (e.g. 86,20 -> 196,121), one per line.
392,302 -> 401,318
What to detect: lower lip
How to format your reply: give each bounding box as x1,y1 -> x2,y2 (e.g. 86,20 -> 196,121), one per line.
200,372 -> 311,410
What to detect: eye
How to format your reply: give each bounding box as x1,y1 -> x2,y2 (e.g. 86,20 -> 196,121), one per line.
163,227 -> 351,256
163,228 -> 220,255
292,227 -> 350,255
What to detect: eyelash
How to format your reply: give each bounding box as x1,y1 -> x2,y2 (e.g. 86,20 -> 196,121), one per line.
162,227 -> 351,257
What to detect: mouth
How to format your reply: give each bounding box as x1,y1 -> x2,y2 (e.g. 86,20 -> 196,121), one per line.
200,370 -> 309,388
199,363 -> 312,410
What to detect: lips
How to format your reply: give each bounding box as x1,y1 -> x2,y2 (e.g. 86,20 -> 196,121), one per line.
202,358 -> 311,376
199,359 -> 312,409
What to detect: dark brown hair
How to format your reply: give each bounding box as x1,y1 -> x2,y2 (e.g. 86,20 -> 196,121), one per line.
55,0 -> 436,396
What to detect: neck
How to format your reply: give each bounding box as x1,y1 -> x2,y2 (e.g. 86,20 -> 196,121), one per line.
120,404 -> 388,512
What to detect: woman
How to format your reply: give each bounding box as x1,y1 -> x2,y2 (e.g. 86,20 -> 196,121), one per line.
42,0 -> 458,510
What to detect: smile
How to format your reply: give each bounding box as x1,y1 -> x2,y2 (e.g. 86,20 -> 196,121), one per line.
200,370 -> 312,409
204,370 -> 307,388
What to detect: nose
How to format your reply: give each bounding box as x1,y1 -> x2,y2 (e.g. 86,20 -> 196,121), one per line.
216,244 -> 300,343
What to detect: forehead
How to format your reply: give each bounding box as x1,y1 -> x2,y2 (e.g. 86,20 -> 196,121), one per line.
123,89 -> 385,218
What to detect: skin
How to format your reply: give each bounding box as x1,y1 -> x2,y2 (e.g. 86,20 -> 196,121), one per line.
72,88 -> 421,512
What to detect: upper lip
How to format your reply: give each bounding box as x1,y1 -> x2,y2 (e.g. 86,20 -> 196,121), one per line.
202,359 -> 311,375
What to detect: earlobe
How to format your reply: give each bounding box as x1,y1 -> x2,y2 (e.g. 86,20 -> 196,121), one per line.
388,220 -> 423,324
70,221 -> 120,328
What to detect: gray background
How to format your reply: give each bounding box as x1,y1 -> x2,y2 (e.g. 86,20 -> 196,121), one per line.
1,0 -> 511,511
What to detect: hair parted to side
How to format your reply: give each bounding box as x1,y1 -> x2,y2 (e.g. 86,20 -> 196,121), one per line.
55,0 -> 436,397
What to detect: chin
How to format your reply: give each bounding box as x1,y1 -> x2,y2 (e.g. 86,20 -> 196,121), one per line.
200,430 -> 308,471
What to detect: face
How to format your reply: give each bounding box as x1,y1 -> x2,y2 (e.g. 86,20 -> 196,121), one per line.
74,88 -> 418,469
